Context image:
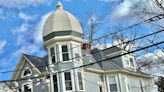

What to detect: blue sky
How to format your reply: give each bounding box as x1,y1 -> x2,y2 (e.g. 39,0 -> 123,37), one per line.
0,0 -> 163,80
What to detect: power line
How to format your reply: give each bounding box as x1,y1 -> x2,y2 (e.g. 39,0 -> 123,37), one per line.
0,40 -> 163,83
0,14 -> 163,70
0,30 -> 163,74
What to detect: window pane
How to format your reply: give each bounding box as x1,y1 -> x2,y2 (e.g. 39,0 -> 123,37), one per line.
53,75 -> 58,92
109,76 -> 117,92
23,69 -> 31,76
109,76 -> 116,84
110,84 -> 117,91
62,45 -> 68,52
75,53 -> 80,61
50,47 -> 55,56
24,85 -> 31,92
63,53 -> 69,61
78,72 -> 83,90
130,58 -> 134,66
65,72 -> 71,80
52,56 -> 56,63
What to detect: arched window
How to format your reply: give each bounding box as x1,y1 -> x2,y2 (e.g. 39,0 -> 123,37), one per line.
22,68 -> 32,77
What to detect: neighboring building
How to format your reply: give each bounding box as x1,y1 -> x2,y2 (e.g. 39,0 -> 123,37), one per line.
0,83 -> 13,92
11,1 -> 152,92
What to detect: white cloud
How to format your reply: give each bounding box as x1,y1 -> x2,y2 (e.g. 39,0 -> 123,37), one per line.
0,0 -> 52,8
0,9 -> 5,20
19,12 -> 37,22
12,12 -> 52,57
0,40 -> 7,54
100,0 -> 121,3
12,23 -> 31,34
93,43 -> 112,50
137,49 -> 164,76
34,12 -> 52,44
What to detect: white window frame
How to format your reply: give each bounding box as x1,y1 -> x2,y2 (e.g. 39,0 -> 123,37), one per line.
63,71 -> 73,91
77,71 -> 84,91
123,55 -> 136,68
60,44 -> 70,62
49,45 -> 57,64
53,74 -> 58,92
22,82 -> 33,92
107,75 -> 119,92
21,67 -> 32,78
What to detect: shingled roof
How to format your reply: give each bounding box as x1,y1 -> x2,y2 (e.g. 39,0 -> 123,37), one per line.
24,54 -> 48,72
23,46 -> 124,72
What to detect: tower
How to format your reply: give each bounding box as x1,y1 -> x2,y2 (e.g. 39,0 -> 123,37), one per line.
42,1 -> 85,92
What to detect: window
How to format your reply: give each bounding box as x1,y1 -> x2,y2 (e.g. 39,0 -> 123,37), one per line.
64,72 -> 72,91
23,69 -> 31,77
124,56 -> 130,65
53,75 -> 58,92
130,58 -> 134,66
24,85 -> 31,92
62,45 -> 69,61
78,72 -> 83,90
99,85 -> 103,92
50,47 -> 56,63
109,76 -> 118,92
75,53 -> 80,61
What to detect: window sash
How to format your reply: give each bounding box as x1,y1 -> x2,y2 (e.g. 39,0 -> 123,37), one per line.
53,75 -> 58,92
50,47 -> 56,63
64,72 -> 72,91
109,76 -> 118,92
62,53 -> 69,61
24,85 -> 31,92
62,45 -> 69,61
78,72 -> 83,90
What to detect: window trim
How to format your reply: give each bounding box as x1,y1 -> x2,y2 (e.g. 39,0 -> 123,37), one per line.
123,55 -> 136,68
77,72 -> 84,91
22,82 -> 33,92
107,75 -> 119,92
21,68 -> 32,78
49,46 -> 56,64
53,74 -> 58,92
64,71 -> 73,91
61,44 -> 70,62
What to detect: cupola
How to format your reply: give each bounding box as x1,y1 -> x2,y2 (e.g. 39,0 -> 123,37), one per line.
42,1 -> 83,46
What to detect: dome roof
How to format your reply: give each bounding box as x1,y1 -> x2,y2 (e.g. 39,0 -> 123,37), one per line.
43,2 -> 83,39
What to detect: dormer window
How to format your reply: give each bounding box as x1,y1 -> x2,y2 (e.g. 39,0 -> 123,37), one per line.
124,55 -> 135,68
50,47 -> 56,63
22,68 -> 32,77
62,45 -> 69,61
129,58 -> 134,67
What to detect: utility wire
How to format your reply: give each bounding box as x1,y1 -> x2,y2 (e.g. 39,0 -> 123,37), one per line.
0,14 -> 163,70
0,30 -> 163,74
0,40 -> 163,83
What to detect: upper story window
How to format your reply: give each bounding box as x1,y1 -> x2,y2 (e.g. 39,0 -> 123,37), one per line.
22,68 -> 32,77
50,47 -> 56,63
62,45 -> 69,61
78,72 -> 83,90
109,76 -> 118,92
64,72 -> 72,91
124,55 -> 135,68
74,45 -> 80,61
129,58 -> 134,67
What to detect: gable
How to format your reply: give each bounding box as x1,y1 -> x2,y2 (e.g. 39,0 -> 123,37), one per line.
11,54 -> 41,80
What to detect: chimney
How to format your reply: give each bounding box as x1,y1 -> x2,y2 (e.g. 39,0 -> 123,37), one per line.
82,43 -> 91,51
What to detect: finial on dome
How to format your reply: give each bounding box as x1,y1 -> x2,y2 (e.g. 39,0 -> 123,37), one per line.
56,1 -> 63,10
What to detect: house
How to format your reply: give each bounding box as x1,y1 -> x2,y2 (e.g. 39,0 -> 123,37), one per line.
11,1 -> 152,92
0,83 -> 13,92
